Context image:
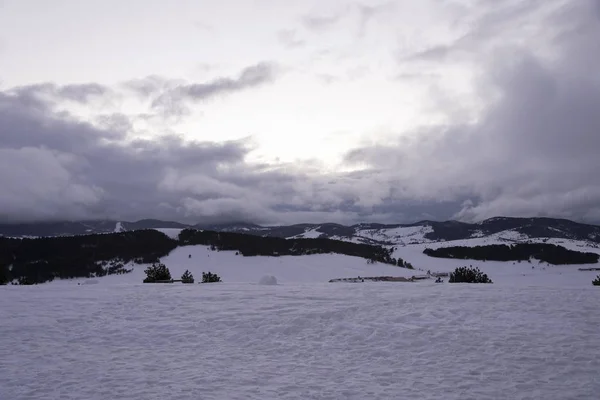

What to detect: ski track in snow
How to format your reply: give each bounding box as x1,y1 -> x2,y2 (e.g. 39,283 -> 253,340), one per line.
1,283 -> 599,400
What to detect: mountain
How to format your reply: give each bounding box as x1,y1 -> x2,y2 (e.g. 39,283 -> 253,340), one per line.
2,216 -> 600,245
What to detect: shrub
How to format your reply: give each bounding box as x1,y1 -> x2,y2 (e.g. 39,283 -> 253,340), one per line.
143,262 -> 172,283
181,270 -> 194,284
17,276 -> 36,285
593,275 -> 600,286
202,271 -> 221,283
449,265 -> 493,284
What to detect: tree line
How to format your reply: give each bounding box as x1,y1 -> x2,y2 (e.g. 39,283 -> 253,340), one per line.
423,243 -> 599,265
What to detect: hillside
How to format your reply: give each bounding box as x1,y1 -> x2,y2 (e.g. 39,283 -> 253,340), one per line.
0,229 -> 401,285
3,217 -> 600,246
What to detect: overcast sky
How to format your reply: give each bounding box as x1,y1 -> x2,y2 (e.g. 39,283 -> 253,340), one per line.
0,0 -> 599,225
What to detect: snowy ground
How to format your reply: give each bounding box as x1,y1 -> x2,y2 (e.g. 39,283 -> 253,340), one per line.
47,245 -> 416,286
392,240 -> 600,288
2,240 -> 600,399
2,282 -> 599,400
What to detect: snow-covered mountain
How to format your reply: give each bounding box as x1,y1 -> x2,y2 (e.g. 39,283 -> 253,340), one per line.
4,217 -> 600,246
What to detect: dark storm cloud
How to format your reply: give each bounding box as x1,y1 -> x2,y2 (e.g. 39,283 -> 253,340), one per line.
348,0 -> 600,222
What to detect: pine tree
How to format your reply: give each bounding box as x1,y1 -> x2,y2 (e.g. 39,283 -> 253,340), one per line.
449,266 -> 492,284
201,271 -> 221,283
143,262 -> 172,283
181,270 -> 194,284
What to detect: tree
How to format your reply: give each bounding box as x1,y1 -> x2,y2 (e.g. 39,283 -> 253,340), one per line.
593,275 -> 600,286
17,276 -> 36,285
0,265 -> 10,285
202,271 -> 221,283
449,265 -> 493,284
143,262 -> 172,283
181,270 -> 194,284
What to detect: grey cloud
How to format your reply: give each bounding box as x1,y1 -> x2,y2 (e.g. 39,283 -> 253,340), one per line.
277,29 -> 305,49
58,83 -> 109,102
346,0 -> 600,223
3,0 -> 598,226
94,113 -> 133,133
301,3 -> 390,37
356,2 -> 394,37
4,83 -> 445,225
10,82 -> 111,104
184,63 -> 276,98
122,75 -> 185,98
400,0 -> 554,63
148,62 -> 278,117
302,14 -> 341,31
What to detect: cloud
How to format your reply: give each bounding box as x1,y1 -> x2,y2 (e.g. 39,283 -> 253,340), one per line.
277,29 -> 305,49
302,14 -> 342,31
146,62 -> 278,118
2,0 -> 598,225
9,82 -> 111,104
356,2 -> 394,37
301,2 -> 391,37
346,0 -> 600,222
3,83 -> 453,225
399,0 -> 556,64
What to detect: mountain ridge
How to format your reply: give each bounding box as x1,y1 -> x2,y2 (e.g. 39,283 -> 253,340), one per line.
1,216 -> 600,244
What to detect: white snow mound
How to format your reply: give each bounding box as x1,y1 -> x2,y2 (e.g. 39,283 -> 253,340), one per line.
258,275 -> 278,285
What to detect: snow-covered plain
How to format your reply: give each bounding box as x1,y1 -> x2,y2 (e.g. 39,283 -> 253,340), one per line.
2,281 -> 599,399
2,234 -> 600,399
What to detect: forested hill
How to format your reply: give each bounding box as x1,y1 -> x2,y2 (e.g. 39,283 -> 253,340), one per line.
0,229 -> 402,285
423,243 -> 599,265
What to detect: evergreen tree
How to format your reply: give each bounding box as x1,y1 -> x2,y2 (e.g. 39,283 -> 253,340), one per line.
0,264 -> 10,285
449,265 -> 493,284
181,270 -> 194,284
143,262 -> 172,283
202,271 -> 221,283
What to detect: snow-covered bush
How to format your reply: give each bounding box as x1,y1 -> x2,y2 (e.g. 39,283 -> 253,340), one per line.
593,275 -> 600,286
258,275 -> 277,285
449,266 -> 493,284
143,263 -> 172,283
202,271 -> 221,283
181,270 -> 194,284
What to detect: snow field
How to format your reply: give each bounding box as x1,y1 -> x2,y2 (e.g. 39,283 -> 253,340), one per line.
48,245 -> 415,286
392,240 -> 600,288
1,283 -> 599,399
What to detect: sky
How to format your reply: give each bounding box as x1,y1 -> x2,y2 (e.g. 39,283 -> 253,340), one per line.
0,0 -> 599,225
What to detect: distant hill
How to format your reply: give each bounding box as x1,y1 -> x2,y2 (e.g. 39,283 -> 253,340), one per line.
2,217 -> 600,245
0,228 -> 401,285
